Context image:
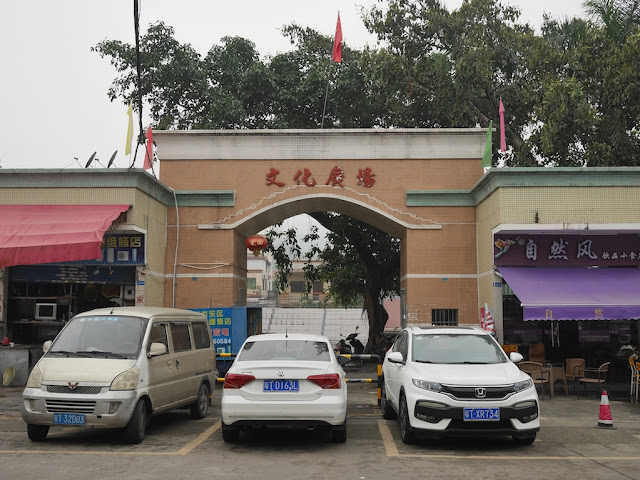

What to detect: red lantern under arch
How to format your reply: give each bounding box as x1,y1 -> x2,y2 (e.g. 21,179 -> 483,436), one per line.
246,235 -> 268,256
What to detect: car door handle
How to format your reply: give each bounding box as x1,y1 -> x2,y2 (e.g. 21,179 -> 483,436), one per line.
176,359 -> 181,369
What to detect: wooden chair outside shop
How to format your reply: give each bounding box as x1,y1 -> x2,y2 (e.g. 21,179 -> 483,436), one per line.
519,361 -> 552,400
528,344 -> 546,363
576,362 -> 610,399
564,358 -> 586,394
630,358 -> 640,402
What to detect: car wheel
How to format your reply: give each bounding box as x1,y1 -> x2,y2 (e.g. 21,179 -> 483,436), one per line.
381,381 -> 397,420
222,422 -> 240,443
27,424 -> 49,442
513,433 -> 536,445
125,399 -> 147,444
398,394 -> 416,444
190,383 -> 210,419
331,421 -> 347,443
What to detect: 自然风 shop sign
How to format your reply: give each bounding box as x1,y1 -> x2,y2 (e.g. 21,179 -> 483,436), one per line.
493,234 -> 640,267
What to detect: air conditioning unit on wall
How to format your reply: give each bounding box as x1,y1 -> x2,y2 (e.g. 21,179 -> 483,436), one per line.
117,251 -> 130,261
124,286 -> 135,299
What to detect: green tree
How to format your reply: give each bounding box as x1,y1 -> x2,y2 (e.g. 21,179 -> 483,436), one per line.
93,22 -> 274,129
267,215 -> 399,354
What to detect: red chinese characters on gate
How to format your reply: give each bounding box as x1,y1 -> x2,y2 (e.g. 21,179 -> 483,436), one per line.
266,166 -> 376,188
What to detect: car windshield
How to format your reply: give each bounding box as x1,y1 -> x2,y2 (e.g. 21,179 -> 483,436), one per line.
238,340 -> 331,362
412,333 -> 507,364
48,315 -> 147,358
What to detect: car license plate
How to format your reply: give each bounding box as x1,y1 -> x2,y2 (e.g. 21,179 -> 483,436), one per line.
53,413 -> 86,425
264,379 -> 299,392
463,408 -> 499,421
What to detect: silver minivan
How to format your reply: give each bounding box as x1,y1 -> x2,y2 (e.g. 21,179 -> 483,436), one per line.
20,307 -> 216,443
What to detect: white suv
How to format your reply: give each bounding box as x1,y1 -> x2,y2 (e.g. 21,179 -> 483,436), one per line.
381,325 -> 539,445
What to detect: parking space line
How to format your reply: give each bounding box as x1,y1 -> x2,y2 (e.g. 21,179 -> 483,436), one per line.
376,420 -> 640,461
175,420 -> 221,455
0,420 -> 221,456
378,420 -> 400,457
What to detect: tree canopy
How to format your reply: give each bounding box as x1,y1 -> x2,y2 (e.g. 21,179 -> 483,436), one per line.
94,0 -> 640,353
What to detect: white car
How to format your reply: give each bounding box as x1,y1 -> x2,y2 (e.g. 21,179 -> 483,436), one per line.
381,325 -> 539,445
221,333 -> 347,443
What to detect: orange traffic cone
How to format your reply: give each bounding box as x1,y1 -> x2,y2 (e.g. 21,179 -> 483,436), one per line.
595,390 -> 617,429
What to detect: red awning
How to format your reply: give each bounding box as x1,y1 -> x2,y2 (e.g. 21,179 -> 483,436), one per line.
0,205 -> 130,267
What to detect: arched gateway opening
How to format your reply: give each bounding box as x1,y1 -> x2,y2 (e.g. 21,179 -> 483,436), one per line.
155,129 -> 487,327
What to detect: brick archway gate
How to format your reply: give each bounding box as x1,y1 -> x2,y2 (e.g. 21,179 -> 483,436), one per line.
155,129 -> 486,326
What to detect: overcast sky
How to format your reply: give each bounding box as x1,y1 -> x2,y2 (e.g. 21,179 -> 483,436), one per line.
0,0 -> 586,172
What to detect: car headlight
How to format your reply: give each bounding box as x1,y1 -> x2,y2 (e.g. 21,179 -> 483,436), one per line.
412,378 -> 443,392
110,367 -> 140,391
513,377 -> 533,392
26,366 -> 43,389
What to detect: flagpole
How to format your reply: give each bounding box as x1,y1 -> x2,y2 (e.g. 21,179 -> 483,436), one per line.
321,62 -> 333,129
132,0 -> 144,169
322,12 -> 342,129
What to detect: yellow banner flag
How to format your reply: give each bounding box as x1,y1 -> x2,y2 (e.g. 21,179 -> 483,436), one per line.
125,103 -> 133,155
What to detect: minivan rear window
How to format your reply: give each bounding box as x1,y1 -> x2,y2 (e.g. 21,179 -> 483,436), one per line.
171,323 -> 192,352
192,322 -> 212,350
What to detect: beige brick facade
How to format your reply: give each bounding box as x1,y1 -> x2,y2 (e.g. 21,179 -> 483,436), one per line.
3,133 -> 640,343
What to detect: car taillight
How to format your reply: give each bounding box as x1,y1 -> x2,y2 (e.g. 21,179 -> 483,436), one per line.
223,373 -> 255,389
307,373 -> 341,389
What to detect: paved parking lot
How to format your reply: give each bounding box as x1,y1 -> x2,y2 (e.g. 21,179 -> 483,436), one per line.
3,364 -> 640,480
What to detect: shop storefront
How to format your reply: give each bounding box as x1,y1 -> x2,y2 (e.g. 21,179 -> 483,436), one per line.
6,232 -> 145,344
493,230 -> 640,380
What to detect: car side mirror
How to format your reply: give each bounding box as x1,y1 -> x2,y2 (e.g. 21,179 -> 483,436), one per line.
509,352 -> 524,363
43,340 -> 52,353
387,351 -> 404,364
148,342 -> 167,357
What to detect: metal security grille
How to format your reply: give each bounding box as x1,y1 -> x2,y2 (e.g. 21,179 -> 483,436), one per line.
45,399 -> 96,414
47,385 -> 102,395
432,309 -> 458,326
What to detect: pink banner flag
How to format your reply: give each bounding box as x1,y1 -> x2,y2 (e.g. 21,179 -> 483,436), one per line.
332,13 -> 342,63
144,126 -> 154,170
499,99 -> 506,152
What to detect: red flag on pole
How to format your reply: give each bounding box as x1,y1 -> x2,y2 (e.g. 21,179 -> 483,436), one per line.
332,13 -> 342,63
144,126 -> 154,170
499,99 -> 506,153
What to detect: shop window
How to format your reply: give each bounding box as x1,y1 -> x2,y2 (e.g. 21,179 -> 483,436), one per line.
432,309 -> 458,326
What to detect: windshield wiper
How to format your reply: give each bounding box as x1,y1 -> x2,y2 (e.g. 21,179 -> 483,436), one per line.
78,351 -> 130,358
48,350 -> 94,358
447,361 -> 488,364
414,360 -> 434,363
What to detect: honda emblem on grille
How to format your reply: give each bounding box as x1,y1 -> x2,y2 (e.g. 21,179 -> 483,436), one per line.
475,387 -> 487,398
67,382 -> 79,390
277,370 -> 285,377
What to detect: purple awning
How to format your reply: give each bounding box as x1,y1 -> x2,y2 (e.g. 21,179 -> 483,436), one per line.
498,267 -> 640,321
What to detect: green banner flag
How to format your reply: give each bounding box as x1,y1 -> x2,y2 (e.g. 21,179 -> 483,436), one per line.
482,121 -> 492,168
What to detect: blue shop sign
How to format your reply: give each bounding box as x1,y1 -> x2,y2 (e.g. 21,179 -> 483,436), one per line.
191,307 -> 233,354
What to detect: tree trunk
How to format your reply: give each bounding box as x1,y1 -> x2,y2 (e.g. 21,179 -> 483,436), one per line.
363,287 -> 388,358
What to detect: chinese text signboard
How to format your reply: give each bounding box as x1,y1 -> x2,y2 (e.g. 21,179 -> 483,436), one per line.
191,307 -> 232,353
266,166 -> 376,189
493,234 -> 640,267
578,330 -> 611,343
